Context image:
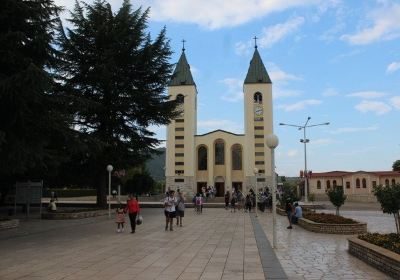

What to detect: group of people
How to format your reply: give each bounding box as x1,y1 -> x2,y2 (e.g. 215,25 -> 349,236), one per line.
224,187 -> 273,213
164,189 -> 185,231
285,200 -> 303,229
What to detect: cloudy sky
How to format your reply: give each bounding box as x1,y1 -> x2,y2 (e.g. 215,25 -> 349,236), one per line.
56,0 -> 400,176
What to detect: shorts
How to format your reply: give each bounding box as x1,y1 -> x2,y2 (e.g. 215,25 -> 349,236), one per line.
176,209 -> 185,217
165,210 -> 176,218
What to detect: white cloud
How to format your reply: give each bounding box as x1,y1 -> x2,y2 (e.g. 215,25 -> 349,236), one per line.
219,78 -> 243,102
330,50 -> 364,63
141,0 -> 318,30
273,88 -> 302,99
311,138 -> 335,145
258,17 -> 305,48
355,100 -> 391,115
341,2 -> 400,45
287,149 -> 298,157
346,91 -> 388,99
235,17 -> 305,54
329,125 -> 378,135
390,96 -> 400,110
269,67 -> 302,83
197,119 -> 243,134
387,62 -> 400,73
278,99 -> 322,111
322,88 -> 339,97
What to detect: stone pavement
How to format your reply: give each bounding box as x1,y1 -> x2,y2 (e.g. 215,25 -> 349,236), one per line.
0,207 -> 394,280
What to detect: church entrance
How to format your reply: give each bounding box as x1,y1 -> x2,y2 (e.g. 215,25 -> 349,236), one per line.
232,182 -> 242,192
215,182 -> 224,197
197,182 -> 207,195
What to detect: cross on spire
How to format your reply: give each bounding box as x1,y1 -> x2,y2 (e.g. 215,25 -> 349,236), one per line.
182,39 -> 186,52
253,36 -> 258,49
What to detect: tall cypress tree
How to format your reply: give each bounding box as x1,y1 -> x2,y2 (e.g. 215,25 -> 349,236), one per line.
0,0 -> 71,200
56,0 -> 179,206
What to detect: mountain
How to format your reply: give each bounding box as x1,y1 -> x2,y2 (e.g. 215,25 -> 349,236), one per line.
146,148 -> 166,182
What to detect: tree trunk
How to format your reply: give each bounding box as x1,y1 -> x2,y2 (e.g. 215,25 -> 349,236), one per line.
94,169 -> 107,208
396,212 -> 400,235
336,207 -> 339,216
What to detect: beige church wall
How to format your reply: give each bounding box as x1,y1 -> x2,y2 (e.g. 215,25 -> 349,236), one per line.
166,85 -> 197,178
195,131 -> 244,188
243,83 -> 273,180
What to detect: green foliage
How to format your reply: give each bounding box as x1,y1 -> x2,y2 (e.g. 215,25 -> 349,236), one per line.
125,172 -> 155,195
326,186 -> 346,216
43,188 -> 96,197
393,160 -> 400,171
279,182 -> 298,206
373,184 -> 400,234
308,193 -> 315,202
0,0 -> 78,204
54,0 -> 179,206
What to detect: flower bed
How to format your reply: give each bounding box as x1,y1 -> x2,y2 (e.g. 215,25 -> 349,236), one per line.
41,209 -> 107,219
0,218 -> 19,230
299,212 -> 365,234
358,233 -> 400,255
348,236 -> 400,279
304,212 -> 358,224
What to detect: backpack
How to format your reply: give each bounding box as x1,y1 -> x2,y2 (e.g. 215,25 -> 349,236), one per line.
195,197 -> 202,205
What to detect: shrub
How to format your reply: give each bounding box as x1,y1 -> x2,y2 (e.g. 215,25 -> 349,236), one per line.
373,184 -> 400,234
358,233 -> 400,255
43,188 -> 96,197
326,186 -> 346,216
304,212 -> 358,224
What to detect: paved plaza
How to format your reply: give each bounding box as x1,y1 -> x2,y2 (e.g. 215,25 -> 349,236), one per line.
0,207 -> 395,280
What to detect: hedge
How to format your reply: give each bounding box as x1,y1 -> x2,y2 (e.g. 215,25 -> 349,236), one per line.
43,189 -> 96,197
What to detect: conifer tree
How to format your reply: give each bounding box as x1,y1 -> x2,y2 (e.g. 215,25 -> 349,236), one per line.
55,0 -> 179,206
0,0 -> 71,200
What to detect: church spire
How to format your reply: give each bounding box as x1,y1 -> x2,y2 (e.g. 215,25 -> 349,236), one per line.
169,44 -> 195,86
244,47 -> 271,84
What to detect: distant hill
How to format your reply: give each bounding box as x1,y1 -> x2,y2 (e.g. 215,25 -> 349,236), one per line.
146,148 -> 166,182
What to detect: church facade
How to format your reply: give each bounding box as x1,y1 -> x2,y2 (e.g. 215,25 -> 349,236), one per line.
165,46 -> 275,196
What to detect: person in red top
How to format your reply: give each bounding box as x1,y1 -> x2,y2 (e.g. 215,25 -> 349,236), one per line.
125,194 -> 140,233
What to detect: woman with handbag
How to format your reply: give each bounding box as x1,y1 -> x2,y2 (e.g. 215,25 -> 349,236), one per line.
176,190 -> 185,227
125,194 -> 140,234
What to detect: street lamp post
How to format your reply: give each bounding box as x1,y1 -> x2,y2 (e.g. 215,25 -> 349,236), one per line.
106,164 -> 113,218
266,134 -> 279,249
253,167 -> 259,217
279,117 -> 329,202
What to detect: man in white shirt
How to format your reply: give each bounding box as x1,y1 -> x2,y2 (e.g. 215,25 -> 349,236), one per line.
292,202 -> 303,224
164,190 -> 177,231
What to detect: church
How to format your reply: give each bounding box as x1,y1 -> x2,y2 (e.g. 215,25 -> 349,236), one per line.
165,44 -> 275,197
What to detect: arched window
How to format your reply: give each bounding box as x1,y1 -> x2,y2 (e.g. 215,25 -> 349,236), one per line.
392,179 -> 396,186
254,92 -> 262,104
326,180 -> 331,189
197,146 -> 207,171
362,178 -> 367,188
231,144 -> 242,170
356,178 -> 360,188
317,180 -> 321,189
385,179 -> 389,186
176,94 -> 184,103
333,180 -> 337,188
215,139 -> 225,165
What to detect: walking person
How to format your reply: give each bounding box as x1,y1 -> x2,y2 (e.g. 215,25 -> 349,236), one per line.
176,190 -> 185,227
125,195 -> 140,233
224,191 -> 230,210
164,190 -> 177,231
115,205 -> 125,233
195,193 -> 203,214
285,199 -> 294,229
245,194 -> 252,213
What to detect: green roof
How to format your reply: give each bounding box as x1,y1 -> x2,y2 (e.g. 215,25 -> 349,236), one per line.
244,48 -> 271,84
169,51 -> 195,86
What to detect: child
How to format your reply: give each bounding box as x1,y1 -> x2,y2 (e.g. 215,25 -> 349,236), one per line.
115,205 -> 125,233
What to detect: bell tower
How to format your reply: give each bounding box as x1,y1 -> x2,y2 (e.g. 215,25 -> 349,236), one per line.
165,46 -> 197,194
243,43 -> 273,192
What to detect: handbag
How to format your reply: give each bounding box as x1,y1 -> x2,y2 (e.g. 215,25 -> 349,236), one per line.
136,214 -> 143,225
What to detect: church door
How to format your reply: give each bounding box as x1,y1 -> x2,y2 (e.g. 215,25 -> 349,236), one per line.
215,182 -> 225,197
